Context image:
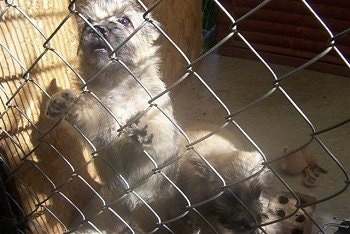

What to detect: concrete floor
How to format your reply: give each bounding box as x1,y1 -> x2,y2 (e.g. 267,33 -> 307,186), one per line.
172,54 -> 350,233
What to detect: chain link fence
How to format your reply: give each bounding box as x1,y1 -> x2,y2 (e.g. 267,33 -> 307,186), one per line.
0,0 -> 349,233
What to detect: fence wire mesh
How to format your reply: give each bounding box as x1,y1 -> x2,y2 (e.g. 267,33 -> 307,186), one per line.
0,0 -> 349,233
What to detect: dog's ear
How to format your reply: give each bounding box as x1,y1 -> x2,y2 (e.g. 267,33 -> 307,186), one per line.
129,7 -> 160,44
144,17 -> 160,42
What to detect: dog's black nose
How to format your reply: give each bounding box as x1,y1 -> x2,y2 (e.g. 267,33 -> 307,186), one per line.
93,25 -> 108,37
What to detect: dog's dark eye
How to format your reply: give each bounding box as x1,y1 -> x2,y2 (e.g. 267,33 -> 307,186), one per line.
118,17 -> 131,27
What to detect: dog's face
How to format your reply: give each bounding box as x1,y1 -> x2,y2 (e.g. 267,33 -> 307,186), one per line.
212,184 -> 263,234
196,179 -> 263,234
179,151 -> 267,234
76,0 -> 159,69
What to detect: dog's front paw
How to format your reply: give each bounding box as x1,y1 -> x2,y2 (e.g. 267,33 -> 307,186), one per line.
46,90 -> 78,120
126,122 -> 154,145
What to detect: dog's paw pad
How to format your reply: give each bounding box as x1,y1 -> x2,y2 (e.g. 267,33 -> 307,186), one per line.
126,123 -> 153,145
46,91 -> 78,119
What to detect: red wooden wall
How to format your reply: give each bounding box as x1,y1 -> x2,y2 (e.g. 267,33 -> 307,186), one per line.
216,0 -> 350,77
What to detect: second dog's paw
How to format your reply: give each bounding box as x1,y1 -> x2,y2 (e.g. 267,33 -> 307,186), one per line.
46,90 -> 78,119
